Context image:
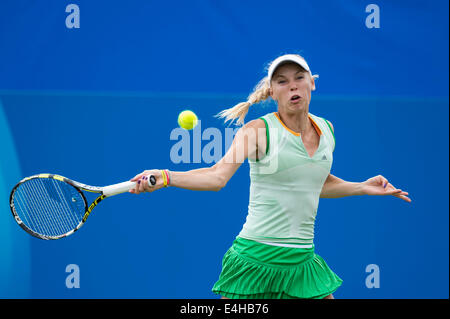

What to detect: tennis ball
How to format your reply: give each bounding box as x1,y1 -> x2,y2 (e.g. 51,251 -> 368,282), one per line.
178,110 -> 198,130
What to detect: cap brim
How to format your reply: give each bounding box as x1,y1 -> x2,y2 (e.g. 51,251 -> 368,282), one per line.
268,55 -> 312,87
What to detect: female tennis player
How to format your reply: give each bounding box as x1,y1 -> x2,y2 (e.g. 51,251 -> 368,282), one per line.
129,54 -> 411,299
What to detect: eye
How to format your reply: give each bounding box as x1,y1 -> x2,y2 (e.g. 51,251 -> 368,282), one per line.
278,80 -> 286,84
297,76 -> 304,80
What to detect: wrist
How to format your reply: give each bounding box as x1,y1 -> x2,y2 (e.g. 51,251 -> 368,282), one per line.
355,182 -> 367,196
166,170 -> 171,187
160,169 -> 171,187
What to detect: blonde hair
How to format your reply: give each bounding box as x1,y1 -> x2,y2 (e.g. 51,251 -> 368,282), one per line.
216,54 -> 318,126
216,76 -> 271,126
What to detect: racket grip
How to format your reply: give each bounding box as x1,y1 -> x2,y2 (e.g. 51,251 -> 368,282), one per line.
103,181 -> 136,196
103,175 -> 156,196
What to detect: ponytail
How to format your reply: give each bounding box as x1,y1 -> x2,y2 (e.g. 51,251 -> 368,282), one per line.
216,76 -> 270,126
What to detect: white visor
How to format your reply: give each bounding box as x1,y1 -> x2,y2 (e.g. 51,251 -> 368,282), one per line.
268,54 -> 312,87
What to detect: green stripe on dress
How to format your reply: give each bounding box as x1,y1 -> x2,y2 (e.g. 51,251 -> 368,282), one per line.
324,119 -> 335,149
255,117 -> 270,162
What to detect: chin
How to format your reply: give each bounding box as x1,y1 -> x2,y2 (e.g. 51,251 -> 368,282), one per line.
287,101 -> 308,112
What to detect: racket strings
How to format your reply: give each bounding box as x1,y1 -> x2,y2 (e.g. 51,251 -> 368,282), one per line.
17,180 -> 64,236
52,181 -> 80,231
13,178 -> 86,237
22,181 -> 59,235
33,179 -> 82,235
32,180 -> 70,235
21,182 -> 57,235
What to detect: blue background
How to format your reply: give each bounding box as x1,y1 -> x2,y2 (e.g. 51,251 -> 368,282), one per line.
0,0 -> 448,299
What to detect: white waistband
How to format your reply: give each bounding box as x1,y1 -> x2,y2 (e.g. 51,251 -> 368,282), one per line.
253,240 -> 313,249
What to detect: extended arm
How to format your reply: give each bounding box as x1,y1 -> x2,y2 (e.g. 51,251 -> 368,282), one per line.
320,174 -> 364,198
129,119 -> 266,194
319,121 -> 411,202
320,173 -> 411,202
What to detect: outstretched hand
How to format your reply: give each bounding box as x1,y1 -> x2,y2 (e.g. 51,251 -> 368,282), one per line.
361,175 -> 411,203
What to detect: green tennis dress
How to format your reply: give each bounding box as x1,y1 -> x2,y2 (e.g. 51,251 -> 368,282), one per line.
212,112 -> 343,299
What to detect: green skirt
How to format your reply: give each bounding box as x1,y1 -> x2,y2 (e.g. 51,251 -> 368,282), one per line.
212,237 -> 343,299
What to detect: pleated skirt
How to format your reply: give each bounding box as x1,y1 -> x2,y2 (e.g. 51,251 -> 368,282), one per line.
212,237 -> 343,299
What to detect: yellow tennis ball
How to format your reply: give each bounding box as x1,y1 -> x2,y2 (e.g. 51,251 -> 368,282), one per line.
178,110 -> 198,130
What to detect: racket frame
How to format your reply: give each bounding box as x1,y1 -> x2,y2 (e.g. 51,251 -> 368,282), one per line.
11,174 -> 109,240
10,173 -> 154,240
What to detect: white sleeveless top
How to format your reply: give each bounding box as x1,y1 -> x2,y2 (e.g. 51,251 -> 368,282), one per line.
237,112 -> 335,247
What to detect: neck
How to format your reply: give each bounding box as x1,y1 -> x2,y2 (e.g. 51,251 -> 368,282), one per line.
277,108 -> 313,135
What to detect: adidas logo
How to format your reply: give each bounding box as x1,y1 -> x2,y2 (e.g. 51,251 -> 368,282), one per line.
321,155 -> 327,160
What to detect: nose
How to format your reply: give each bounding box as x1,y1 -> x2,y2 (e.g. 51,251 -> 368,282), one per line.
289,82 -> 298,91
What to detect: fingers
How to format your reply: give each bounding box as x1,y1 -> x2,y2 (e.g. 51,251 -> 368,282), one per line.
138,176 -> 146,193
386,182 -> 408,196
367,175 -> 389,188
385,186 -> 412,203
385,188 -> 403,195
132,176 -> 150,194
393,190 -> 412,203
131,178 -> 143,194
129,171 -> 146,194
383,181 -> 411,202
130,172 -> 146,182
142,175 -> 155,192
393,192 -> 412,202
378,175 -> 388,188
129,170 -> 161,194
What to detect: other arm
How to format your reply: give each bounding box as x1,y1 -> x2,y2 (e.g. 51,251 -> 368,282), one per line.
319,121 -> 411,202
320,174 -> 411,202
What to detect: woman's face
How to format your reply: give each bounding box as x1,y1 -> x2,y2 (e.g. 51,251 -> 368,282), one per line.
270,62 -> 315,113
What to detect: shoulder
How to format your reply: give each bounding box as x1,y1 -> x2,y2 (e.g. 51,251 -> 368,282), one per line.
320,117 -> 335,151
319,115 -> 334,134
326,120 -> 334,133
246,118 -> 266,129
238,118 -> 266,135
234,119 -> 267,151
310,113 -> 334,134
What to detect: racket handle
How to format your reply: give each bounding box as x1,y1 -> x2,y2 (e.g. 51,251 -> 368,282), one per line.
103,175 -> 156,196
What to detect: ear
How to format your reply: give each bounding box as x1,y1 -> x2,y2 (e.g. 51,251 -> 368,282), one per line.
269,87 -> 277,102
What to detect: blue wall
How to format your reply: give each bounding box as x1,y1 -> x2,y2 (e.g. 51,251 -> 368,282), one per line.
0,100 -> 30,298
0,0 -> 448,299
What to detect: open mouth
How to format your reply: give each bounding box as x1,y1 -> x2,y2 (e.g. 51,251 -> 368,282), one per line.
290,95 -> 301,101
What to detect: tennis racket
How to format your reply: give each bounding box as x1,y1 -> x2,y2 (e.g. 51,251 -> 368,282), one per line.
9,173 -> 156,240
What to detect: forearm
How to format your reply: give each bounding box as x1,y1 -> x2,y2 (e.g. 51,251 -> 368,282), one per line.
320,174 -> 365,198
168,166 -> 226,192
150,121 -> 254,193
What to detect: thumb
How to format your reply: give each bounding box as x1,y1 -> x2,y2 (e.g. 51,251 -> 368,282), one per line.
376,175 -> 384,185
